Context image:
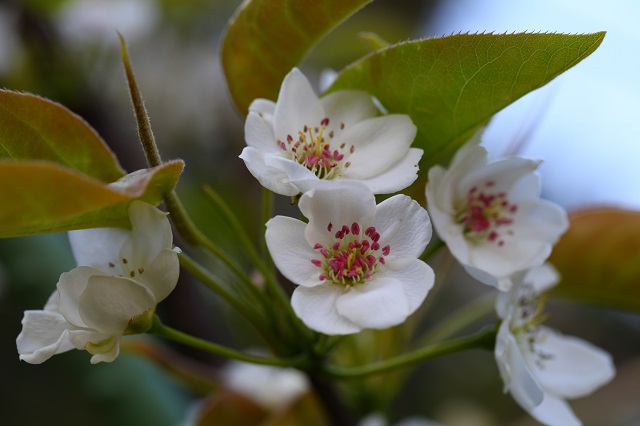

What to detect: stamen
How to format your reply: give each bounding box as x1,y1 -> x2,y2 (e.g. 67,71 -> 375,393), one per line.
309,221 -> 390,286
458,180 -> 518,246
276,117 -> 354,179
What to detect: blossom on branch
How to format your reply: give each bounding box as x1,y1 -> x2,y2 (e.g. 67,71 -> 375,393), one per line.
17,201 -> 180,364
494,264 -> 615,426
265,181 -> 434,335
425,142 -> 568,291
240,68 -> 422,196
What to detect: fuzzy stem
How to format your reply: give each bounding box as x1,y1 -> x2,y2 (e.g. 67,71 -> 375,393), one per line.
118,33 -> 162,168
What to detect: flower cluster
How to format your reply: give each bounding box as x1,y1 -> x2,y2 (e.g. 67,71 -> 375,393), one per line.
240,68 -> 434,335
13,62 -> 617,426
17,201 -> 180,364
241,70 -> 613,425
241,67 -> 615,424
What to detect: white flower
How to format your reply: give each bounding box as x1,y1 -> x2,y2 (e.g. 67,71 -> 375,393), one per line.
223,362 -> 309,411
358,413 -> 443,426
495,264 -> 615,426
16,201 -> 180,364
265,181 -> 434,335
425,142 -> 568,291
240,68 -> 422,196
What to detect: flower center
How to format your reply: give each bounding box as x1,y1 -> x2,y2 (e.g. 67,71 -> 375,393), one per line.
309,222 -> 390,287
277,117 -> 353,179
107,257 -> 145,279
457,180 -> 518,246
511,284 -> 553,368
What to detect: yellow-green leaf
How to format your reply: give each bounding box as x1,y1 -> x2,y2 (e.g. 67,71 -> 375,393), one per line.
0,90 -> 125,181
329,32 -> 606,170
221,0 -> 373,115
550,207 -> 640,311
0,160 -> 183,237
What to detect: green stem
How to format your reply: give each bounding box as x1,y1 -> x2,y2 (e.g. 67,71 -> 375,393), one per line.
417,291 -> 497,346
150,315 -> 304,367
323,326 -> 497,379
201,186 -> 306,339
200,185 -> 297,331
118,33 -> 162,168
178,252 -> 269,337
165,191 -> 261,299
202,185 -> 265,272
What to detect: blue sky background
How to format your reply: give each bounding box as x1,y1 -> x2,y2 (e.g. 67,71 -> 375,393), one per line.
422,0 -> 640,210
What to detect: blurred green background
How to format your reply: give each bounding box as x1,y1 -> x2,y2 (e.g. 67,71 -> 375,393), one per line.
1,0 -> 638,425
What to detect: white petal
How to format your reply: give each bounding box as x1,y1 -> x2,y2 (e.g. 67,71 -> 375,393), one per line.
264,154 -> 319,193
57,266 -> 103,328
135,248 -> 180,302
529,393 -> 581,426
522,263 -> 560,295
42,289 -> 61,312
67,328 -> 111,351
320,90 -> 378,134
466,238 -> 551,282
495,284 -> 514,318
509,200 -> 569,242
351,148 -> 423,194
223,362 -> 309,410
249,98 -> 276,118
379,259 -> 435,313
463,263 -> 513,291
529,327 -> 615,399
341,115 -> 417,178
119,201 -> 173,273
335,276 -> 411,330
273,68 -> 324,143
239,147 -> 301,196
509,173 -> 541,200
245,110 -> 279,153
291,285 -> 361,335
495,321 -> 544,410
437,143 -> 488,208
458,156 -> 540,198
426,165 -> 457,222
266,217 -> 324,288
318,68 -> 338,93
299,181 -> 376,247
17,309 -> 75,364
78,275 -> 156,335
88,336 -> 120,364
68,227 -> 129,273
373,194 -> 431,260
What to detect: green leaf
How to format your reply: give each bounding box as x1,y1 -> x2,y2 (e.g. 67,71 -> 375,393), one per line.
550,207 -> 640,311
221,0 -> 373,115
329,32 -> 606,170
0,160 -> 184,237
0,90 -> 125,182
